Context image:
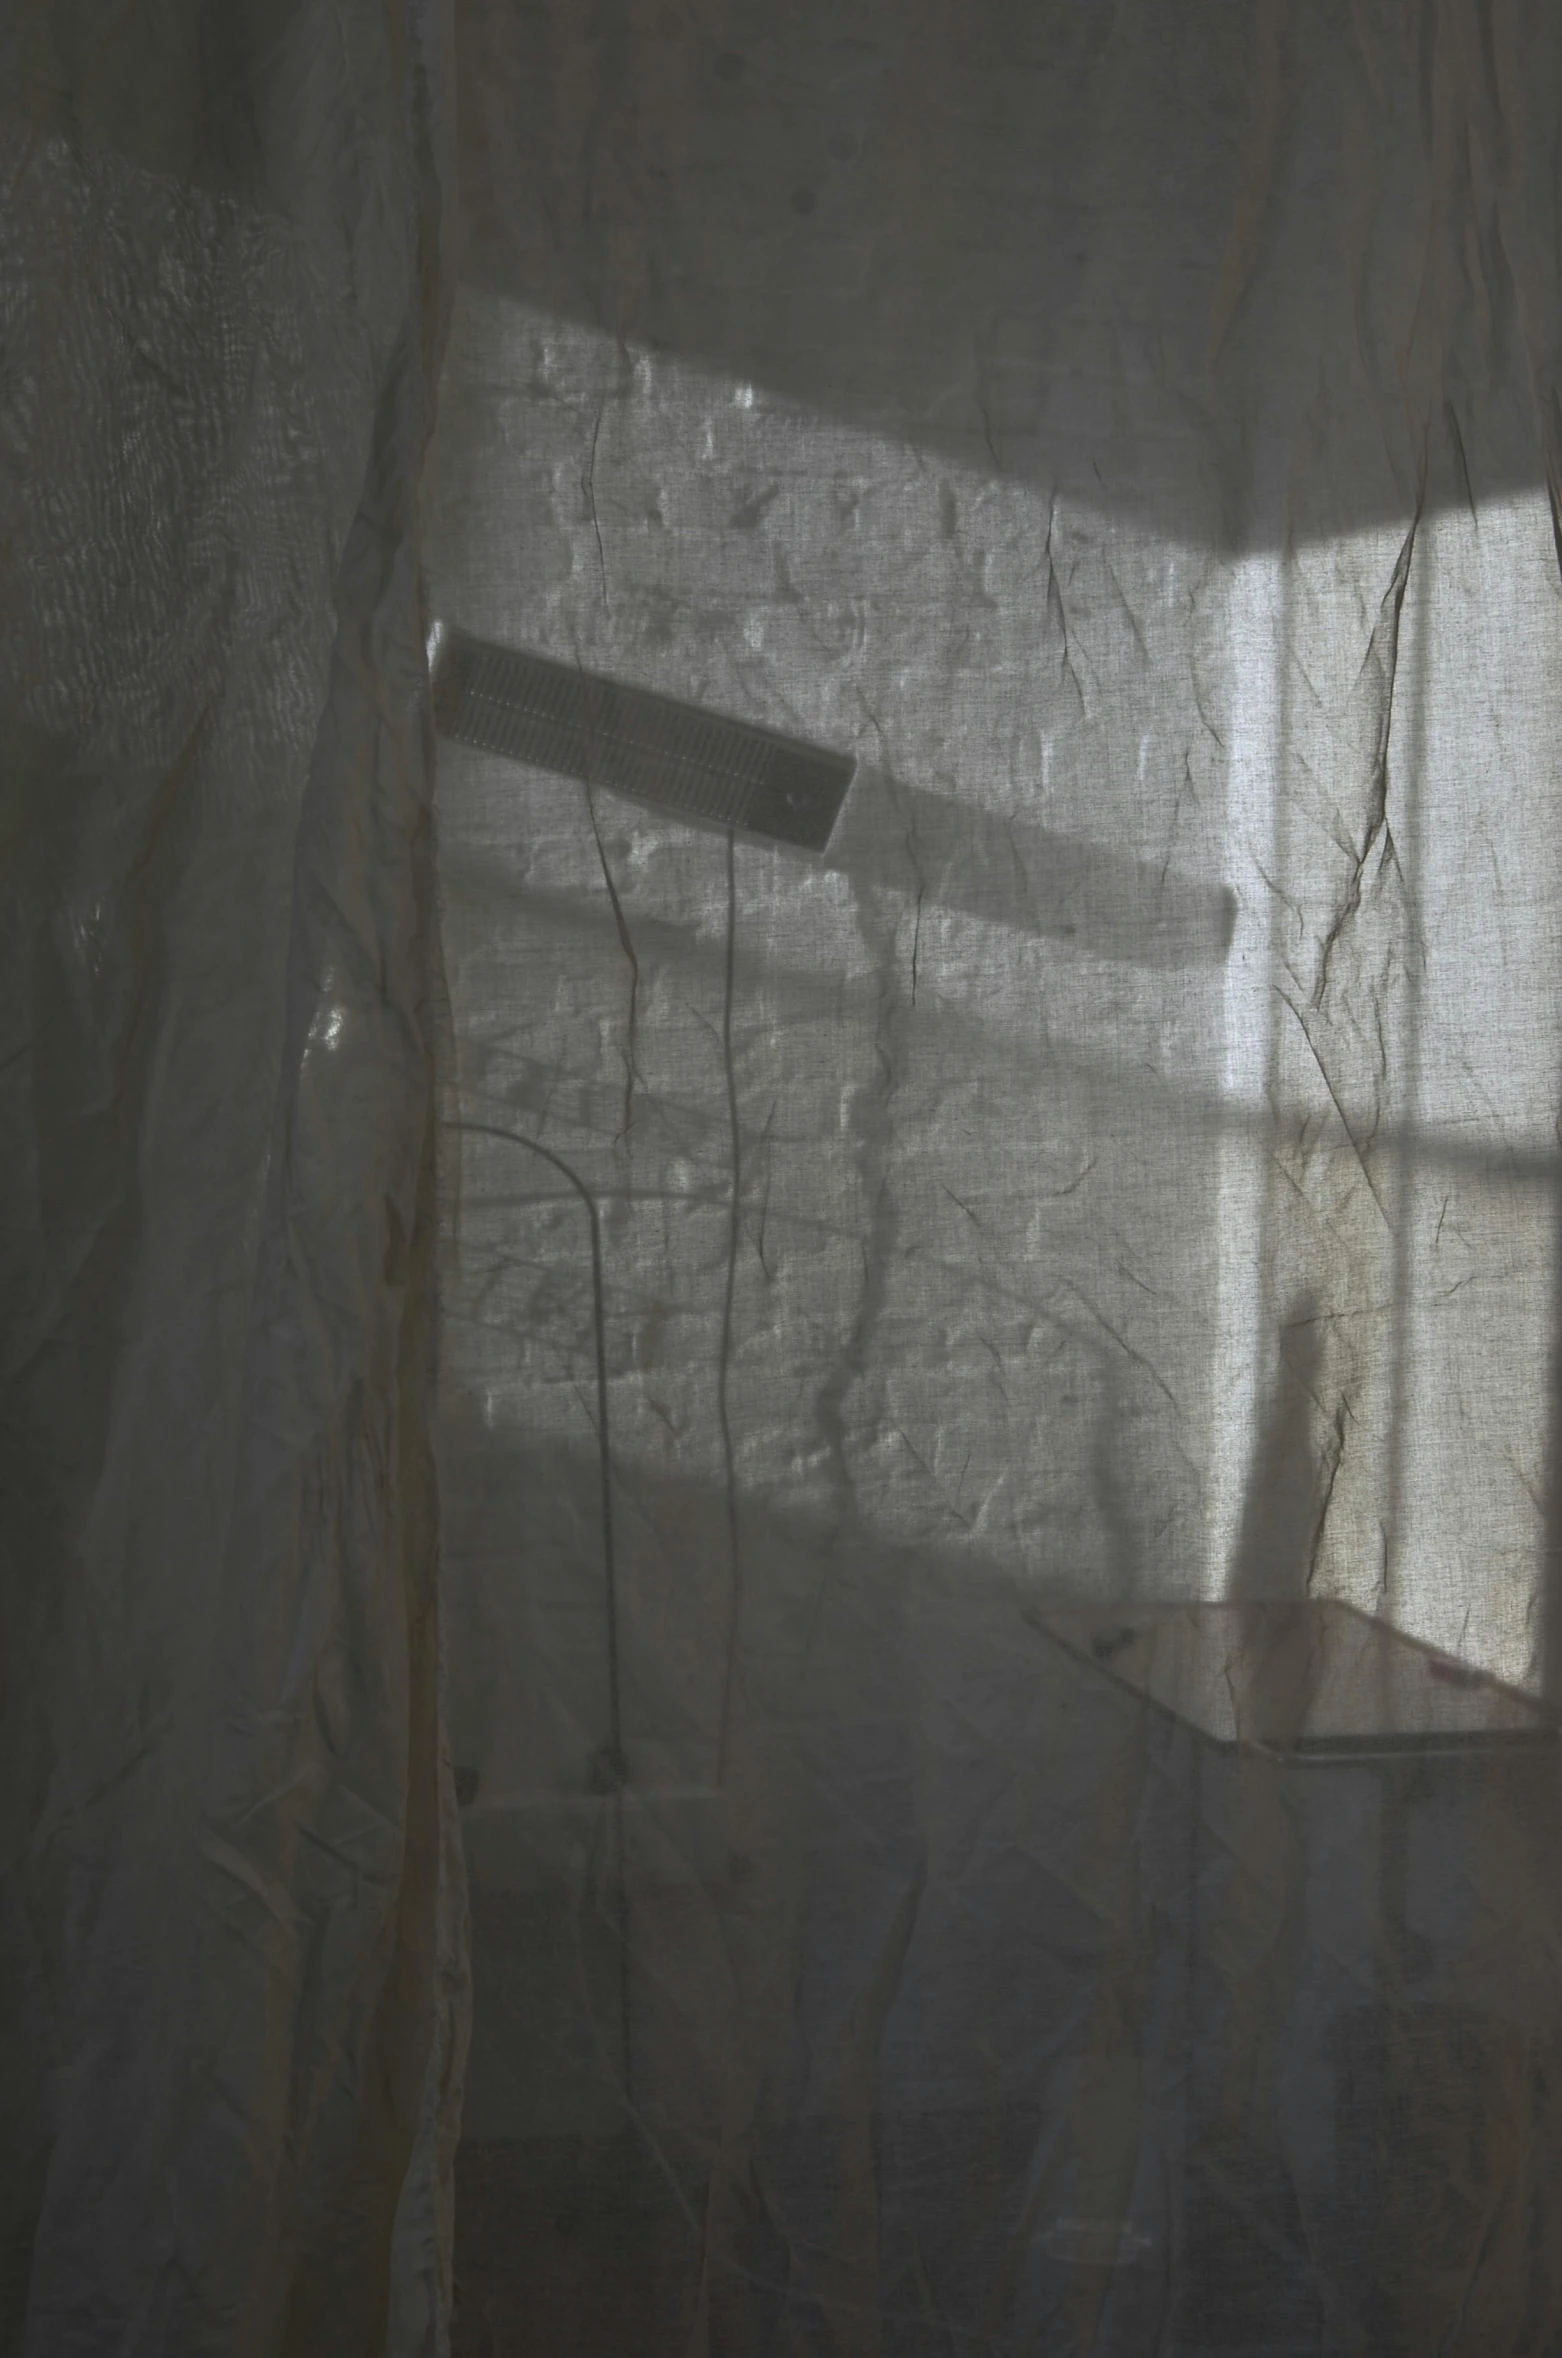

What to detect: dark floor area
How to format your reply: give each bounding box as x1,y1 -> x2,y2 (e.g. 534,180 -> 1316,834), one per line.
453,2135 -> 703,2358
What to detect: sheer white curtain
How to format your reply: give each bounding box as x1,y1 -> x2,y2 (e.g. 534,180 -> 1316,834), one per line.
7,0 -> 1562,2352
0,6 -> 464,2350
429,4 -> 1562,2350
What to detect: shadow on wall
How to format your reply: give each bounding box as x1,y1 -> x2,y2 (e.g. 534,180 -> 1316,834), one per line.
453,0 -> 1562,548
442,1398 -> 1562,2357
1228,1292 -> 1337,1608
440,1398 -> 1153,2150
1224,1291 -> 1339,1752
831,769 -> 1236,970
437,1392 -> 1147,1799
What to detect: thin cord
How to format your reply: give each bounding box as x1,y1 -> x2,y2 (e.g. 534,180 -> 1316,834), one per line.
447,1118 -> 631,2091
715,830 -> 744,1784
449,1120 -> 624,1775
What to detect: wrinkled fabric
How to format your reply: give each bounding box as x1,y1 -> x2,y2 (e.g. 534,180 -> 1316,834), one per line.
0,3 -> 463,2351
430,4 -> 1562,2353
9,2 -> 1562,2355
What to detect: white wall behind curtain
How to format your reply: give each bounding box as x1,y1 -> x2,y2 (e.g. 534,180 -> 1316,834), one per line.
1217,502 -> 1562,1673
431,305 -> 1562,1851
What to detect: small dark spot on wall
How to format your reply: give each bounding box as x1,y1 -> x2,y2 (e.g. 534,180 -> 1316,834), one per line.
730,480 -> 782,532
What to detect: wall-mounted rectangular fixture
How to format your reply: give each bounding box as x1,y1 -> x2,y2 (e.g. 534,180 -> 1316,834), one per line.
431,625 -> 855,853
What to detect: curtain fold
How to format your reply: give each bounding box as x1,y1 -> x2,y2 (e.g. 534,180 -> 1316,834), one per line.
0,4 -> 464,2349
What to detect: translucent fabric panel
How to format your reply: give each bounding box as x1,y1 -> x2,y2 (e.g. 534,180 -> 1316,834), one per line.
7,1 -> 1562,2355
0,6 -> 463,2350
430,3 -> 1562,2353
